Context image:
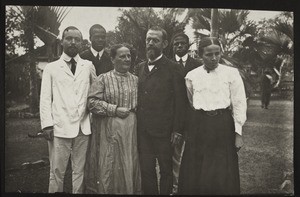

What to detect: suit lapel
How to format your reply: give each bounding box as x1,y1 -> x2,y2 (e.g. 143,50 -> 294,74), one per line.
59,59 -> 74,78
185,56 -> 192,73
74,58 -> 85,79
147,56 -> 164,77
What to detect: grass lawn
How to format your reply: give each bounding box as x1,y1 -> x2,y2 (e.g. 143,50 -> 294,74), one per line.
4,99 -> 294,194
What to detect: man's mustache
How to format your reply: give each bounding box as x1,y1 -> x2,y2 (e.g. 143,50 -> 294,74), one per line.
147,47 -> 156,51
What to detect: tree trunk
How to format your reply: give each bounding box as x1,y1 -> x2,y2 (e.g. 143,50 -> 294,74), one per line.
27,24 -> 39,113
210,9 -> 219,37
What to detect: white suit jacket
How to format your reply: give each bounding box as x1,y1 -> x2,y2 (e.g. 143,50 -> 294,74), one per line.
40,54 -> 96,138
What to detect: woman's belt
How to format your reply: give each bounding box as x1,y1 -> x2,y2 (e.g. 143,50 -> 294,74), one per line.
198,107 -> 230,116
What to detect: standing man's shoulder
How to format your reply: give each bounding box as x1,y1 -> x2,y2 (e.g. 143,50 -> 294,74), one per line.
190,56 -> 202,65
102,50 -> 114,70
102,50 -> 110,59
80,57 -> 93,66
164,56 -> 184,75
80,49 -> 92,60
43,58 -> 62,73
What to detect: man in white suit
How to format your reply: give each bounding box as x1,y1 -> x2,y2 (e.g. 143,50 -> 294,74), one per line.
39,26 -> 96,193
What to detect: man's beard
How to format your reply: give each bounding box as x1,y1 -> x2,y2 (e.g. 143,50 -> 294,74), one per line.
146,47 -> 160,60
65,47 -> 79,57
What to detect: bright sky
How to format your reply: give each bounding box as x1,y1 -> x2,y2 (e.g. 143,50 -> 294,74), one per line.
10,6 -> 285,54
59,7 -> 283,41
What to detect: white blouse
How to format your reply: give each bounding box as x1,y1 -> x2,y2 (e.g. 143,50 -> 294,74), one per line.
185,64 -> 247,135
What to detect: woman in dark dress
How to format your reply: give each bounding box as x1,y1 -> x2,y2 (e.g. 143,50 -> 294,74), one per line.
178,37 -> 247,195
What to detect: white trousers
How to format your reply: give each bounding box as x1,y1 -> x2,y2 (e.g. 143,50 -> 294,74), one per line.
48,130 -> 89,193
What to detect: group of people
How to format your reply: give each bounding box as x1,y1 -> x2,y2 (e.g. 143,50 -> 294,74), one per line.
39,23 -> 247,195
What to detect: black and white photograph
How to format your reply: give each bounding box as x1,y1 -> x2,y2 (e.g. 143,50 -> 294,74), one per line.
4,2 -> 294,195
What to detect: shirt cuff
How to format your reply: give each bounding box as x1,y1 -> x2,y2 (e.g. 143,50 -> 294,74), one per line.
107,104 -> 117,116
41,120 -> 54,130
234,122 -> 242,135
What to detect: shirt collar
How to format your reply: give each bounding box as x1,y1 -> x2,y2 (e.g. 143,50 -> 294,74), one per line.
148,54 -> 163,64
203,63 -> 220,73
91,47 -> 104,59
175,54 -> 188,62
61,52 -> 79,63
113,69 -> 129,77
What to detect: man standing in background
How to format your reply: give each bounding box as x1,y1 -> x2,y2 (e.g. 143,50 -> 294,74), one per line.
171,32 -> 201,194
172,32 -> 201,76
261,69 -> 274,109
40,26 -> 96,193
80,24 -> 113,76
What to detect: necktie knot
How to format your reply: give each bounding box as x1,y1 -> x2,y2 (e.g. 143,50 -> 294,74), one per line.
70,58 -> 76,75
178,58 -> 184,67
96,53 -> 100,60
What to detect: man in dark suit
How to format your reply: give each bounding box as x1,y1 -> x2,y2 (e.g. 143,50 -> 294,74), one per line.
80,24 -> 113,76
171,32 -> 202,194
136,26 -> 187,195
172,32 -> 201,76
261,69 -> 274,109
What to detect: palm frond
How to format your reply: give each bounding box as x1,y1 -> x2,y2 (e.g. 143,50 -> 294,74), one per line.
273,21 -> 293,41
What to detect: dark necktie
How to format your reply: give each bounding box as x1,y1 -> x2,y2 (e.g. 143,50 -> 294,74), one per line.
179,58 -> 184,67
70,58 -> 76,75
96,53 -> 99,60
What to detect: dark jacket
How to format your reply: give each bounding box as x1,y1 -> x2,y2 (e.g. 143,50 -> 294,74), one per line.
136,55 -> 187,138
80,49 -> 113,76
173,55 -> 202,76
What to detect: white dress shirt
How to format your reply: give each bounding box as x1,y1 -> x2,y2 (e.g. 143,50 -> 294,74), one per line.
61,53 -> 80,69
175,54 -> 188,67
185,64 -> 247,135
148,54 -> 162,71
91,47 -> 104,59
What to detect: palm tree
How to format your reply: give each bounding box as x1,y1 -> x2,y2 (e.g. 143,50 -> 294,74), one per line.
115,7 -> 188,59
258,13 -> 293,88
7,6 -> 71,113
210,9 -> 219,37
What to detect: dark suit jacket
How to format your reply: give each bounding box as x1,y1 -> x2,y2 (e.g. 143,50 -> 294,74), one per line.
136,55 -> 187,138
173,55 -> 202,76
80,49 -> 113,76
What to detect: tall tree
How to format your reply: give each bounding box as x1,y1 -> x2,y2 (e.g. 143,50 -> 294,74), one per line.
257,12 -> 293,87
5,6 -> 71,112
210,9 -> 219,37
112,7 -> 188,60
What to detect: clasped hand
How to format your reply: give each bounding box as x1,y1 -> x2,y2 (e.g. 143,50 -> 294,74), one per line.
116,107 -> 130,119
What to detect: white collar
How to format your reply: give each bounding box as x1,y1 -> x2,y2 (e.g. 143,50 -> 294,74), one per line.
148,54 -> 163,64
91,47 -> 104,59
175,54 -> 188,62
61,52 -> 79,63
202,63 -> 221,73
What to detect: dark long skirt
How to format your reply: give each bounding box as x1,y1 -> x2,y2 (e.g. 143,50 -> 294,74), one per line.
178,108 -> 240,195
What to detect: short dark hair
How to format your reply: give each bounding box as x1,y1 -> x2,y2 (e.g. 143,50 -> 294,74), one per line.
110,43 -> 131,59
62,26 -> 82,40
171,32 -> 189,45
89,24 -> 106,36
198,37 -> 221,57
148,26 -> 168,41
